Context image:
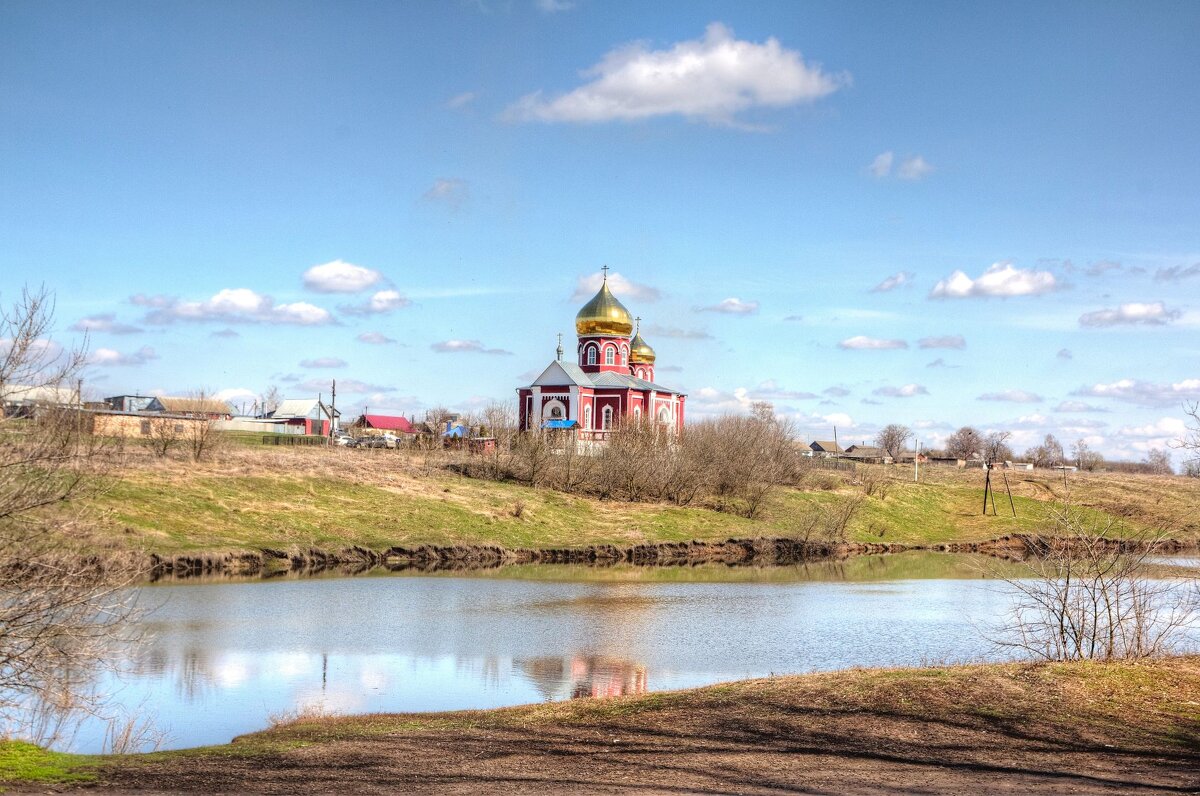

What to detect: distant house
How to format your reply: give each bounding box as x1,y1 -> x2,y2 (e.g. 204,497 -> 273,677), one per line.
809,440 -> 844,456
1,384 -> 81,417
157,396 -> 232,420
351,414 -> 417,436
845,444 -> 885,459
269,398 -> 340,436
104,395 -> 165,413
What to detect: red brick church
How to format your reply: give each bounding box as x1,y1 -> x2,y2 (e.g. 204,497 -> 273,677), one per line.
518,269 -> 686,439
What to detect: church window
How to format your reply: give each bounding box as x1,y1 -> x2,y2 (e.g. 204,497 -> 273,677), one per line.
584,405 -> 592,429
604,346 -> 615,365
658,407 -> 671,424
587,346 -> 597,365
633,406 -> 641,422
602,406 -> 613,430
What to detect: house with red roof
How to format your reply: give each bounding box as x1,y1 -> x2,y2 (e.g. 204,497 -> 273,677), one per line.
350,414 -> 417,436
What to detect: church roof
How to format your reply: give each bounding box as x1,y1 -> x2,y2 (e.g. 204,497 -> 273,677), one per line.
527,361 -> 684,395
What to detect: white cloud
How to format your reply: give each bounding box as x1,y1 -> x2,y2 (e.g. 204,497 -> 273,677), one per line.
211,328 -> 239,339
823,386 -> 850,397
445,92 -> 477,109
298,378 -> 393,394
69,313 -> 142,335
340,289 -> 411,316
357,332 -> 396,345
699,297 -> 759,315
571,271 -> 662,302
88,345 -> 157,367
421,178 -> 469,210
917,335 -> 965,349
299,357 -> 346,369
752,379 -> 820,401
871,271 -> 913,292
977,389 -> 1043,403
930,262 -> 1059,299
302,260 -> 383,293
134,289 -> 334,326
535,0 -> 574,11
1116,417 -> 1187,438
1071,378 -> 1200,407
838,335 -> 907,350
1078,301 -> 1180,327
873,383 -> 928,398
507,22 -> 847,126
1054,400 -> 1109,413
214,387 -> 257,405
645,324 -> 712,340
1057,348 -> 1073,360
896,155 -> 933,180
868,151 -> 893,178
431,339 -> 513,355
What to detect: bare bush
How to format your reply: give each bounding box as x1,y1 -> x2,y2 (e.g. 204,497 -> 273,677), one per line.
857,465 -> 892,499
141,417 -> 181,458
183,390 -> 224,462
993,505 -> 1196,661
793,495 -> 865,545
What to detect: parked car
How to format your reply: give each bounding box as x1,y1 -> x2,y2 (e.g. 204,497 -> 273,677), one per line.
333,431 -> 357,447
359,436 -> 387,449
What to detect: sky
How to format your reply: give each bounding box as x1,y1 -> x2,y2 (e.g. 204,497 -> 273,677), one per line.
2,0 -> 1199,461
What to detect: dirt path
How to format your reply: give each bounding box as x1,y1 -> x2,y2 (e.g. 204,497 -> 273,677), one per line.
49,659 -> 1199,795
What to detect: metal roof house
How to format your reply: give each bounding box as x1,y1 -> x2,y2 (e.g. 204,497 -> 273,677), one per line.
268,398 -> 340,436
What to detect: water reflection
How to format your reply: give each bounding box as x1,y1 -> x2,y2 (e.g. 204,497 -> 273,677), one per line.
516,656 -> 648,700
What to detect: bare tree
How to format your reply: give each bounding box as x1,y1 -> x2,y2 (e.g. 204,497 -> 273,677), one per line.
0,286 -> 140,737
260,385 -> 282,416
1071,438 -> 1104,471
945,426 -> 983,461
1142,448 -> 1173,475
993,505 -> 1195,661
874,423 -> 911,460
183,389 -> 224,462
1025,433 -> 1065,468
982,431 -> 1014,464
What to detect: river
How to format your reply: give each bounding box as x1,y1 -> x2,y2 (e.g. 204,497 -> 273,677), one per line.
51,552 -> 1198,753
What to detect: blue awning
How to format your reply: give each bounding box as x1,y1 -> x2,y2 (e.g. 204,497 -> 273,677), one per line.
441,425 -> 468,438
541,419 -> 579,429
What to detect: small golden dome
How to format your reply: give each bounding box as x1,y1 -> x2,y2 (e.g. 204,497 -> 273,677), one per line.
575,279 -> 634,336
629,331 -> 656,364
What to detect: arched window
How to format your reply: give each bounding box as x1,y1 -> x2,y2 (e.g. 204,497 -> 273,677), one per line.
658,406 -> 671,424
604,346 -> 615,365
633,406 -> 641,423
587,346 -> 597,365
621,345 -> 628,365
584,405 -> 592,430
602,406 -> 613,430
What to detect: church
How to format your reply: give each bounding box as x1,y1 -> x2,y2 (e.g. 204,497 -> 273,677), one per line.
517,270 -> 686,439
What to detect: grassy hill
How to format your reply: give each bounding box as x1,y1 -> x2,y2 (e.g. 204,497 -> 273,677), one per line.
57,444 -> 1200,556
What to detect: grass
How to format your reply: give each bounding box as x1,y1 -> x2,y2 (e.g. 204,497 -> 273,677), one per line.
44,444 -> 1200,557
0,740 -> 96,785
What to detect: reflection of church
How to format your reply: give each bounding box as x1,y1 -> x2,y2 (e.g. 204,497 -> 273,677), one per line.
515,655 -> 648,700
518,269 -> 686,439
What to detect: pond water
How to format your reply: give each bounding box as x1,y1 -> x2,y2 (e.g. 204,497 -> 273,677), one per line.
55,552 -> 1196,753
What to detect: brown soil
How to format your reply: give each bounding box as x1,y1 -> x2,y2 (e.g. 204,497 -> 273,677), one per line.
68,658 -> 1200,795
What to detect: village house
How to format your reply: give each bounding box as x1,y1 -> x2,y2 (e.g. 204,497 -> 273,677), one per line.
268,398 -> 340,436
808,440 -> 844,457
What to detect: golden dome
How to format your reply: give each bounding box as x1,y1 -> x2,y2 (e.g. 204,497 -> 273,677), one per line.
575,279 -> 634,336
629,331 -> 656,364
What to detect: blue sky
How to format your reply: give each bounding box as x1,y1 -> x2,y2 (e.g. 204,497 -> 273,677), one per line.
3,0 -> 1198,460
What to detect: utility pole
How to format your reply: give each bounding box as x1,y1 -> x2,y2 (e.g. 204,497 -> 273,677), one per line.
914,439 -> 920,483
330,379 -> 337,441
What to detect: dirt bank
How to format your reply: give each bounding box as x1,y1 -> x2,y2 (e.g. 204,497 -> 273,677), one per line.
62,656 -> 1200,795
145,533 -> 1200,581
